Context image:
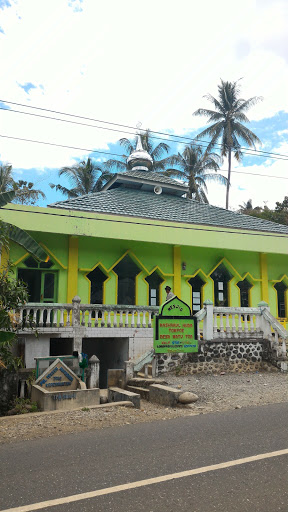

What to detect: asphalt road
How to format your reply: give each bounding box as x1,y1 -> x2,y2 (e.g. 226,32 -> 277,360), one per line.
0,402 -> 288,512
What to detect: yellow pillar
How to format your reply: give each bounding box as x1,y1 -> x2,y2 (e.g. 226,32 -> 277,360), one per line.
67,236 -> 79,302
260,253 -> 269,303
0,246 -> 9,273
173,246 -> 181,298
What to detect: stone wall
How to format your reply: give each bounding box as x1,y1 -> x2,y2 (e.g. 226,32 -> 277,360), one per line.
156,340 -> 278,375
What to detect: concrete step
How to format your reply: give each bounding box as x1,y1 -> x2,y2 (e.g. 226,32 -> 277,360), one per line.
127,385 -> 150,400
127,377 -> 167,389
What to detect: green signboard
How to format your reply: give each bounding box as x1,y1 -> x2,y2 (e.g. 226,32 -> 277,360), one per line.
154,296 -> 198,353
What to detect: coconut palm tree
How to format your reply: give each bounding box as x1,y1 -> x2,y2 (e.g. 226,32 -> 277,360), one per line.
50,158 -> 113,198
193,80 -> 262,209
0,190 -> 47,262
0,163 -> 45,205
163,144 -> 226,202
239,199 -> 253,213
104,129 -> 171,172
0,164 -> 14,193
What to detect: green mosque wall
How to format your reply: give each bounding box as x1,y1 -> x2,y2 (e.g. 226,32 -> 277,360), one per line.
2,206 -> 288,318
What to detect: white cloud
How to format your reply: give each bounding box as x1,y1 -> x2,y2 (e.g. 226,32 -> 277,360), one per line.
0,0 -> 287,173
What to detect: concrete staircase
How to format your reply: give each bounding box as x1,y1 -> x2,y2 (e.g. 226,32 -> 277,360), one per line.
126,377 -> 167,400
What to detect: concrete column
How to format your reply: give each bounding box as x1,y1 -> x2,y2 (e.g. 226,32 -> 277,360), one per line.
88,355 -> 100,388
67,236 -> 79,303
259,253 -> 269,303
72,295 -> 82,354
20,379 -> 26,398
173,246 -> 181,298
124,360 -> 134,384
203,299 -> 214,341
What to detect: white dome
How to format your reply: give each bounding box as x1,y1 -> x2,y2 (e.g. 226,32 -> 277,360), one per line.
126,135 -> 153,171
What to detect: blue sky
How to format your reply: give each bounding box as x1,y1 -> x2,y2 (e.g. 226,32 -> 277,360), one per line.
0,0 -> 287,210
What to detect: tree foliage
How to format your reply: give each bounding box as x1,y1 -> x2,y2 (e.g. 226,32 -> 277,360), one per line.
238,197 -> 288,225
50,158 -> 113,198
0,191 -> 47,262
0,262 -> 28,370
163,144 -> 226,202
0,163 -> 45,205
193,80 -> 262,209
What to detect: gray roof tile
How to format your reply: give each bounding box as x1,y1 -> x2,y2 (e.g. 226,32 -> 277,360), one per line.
120,170 -> 187,188
49,188 -> 288,235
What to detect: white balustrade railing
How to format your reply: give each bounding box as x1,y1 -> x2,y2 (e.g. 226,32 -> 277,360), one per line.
15,303 -> 73,330
261,308 -> 288,358
79,305 -> 157,329
15,300 -> 158,331
13,299 -> 288,362
212,307 -> 262,340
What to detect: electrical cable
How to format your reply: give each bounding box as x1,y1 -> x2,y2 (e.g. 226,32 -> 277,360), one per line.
1,133 -> 288,180
0,99 -> 287,161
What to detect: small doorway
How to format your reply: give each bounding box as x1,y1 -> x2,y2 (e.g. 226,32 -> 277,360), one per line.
189,275 -> 205,314
274,281 -> 287,318
145,271 -> 164,306
83,338 -> 129,388
237,278 -> 252,307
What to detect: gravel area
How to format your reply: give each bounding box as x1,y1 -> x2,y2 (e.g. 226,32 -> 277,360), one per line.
0,371 -> 287,445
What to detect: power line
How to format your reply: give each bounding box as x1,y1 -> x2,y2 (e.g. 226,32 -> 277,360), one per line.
0,133 -> 125,159
0,99 -> 287,161
1,133 -> 288,181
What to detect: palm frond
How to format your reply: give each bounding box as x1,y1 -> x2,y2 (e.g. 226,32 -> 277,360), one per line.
119,138 -> 134,154
233,122 -> 262,148
0,190 -> 16,207
7,224 -> 47,261
103,159 -> 126,172
151,142 -> 170,161
202,172 -> 227,185
49,184 -> 79,198
203,93 -> 225,114
235,96 -> 263,113
164,168 -> 186,180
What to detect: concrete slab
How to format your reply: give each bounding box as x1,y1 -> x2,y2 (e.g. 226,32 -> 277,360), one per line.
149,384 -> 182,407
108,387 -> 140,409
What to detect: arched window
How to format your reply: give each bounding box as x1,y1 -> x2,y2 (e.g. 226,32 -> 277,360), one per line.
274,281 -> 287,318
145,271 -> 164,306
113,255 -> 141,305
87,266 -> 107,304
211,264 -> 232,307
18,255 -> 56,303
237,278 -> 252,308
189,275 -> 205,314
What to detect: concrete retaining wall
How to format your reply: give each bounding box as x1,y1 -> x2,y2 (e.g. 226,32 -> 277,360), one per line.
31,385 -> 100,411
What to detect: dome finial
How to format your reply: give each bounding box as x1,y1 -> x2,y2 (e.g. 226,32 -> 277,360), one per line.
126,129 -> 153,171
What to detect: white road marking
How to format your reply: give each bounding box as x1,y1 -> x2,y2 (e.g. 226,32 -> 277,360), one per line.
1,448 -> 288,512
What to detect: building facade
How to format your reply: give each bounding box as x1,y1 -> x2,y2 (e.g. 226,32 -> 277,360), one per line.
1,138 -> 288,378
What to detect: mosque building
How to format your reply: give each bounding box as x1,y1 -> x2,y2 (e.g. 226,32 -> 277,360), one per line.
1,135 -> 288,374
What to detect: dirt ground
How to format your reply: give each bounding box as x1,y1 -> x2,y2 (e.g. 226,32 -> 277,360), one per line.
1,371 -> 287,445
